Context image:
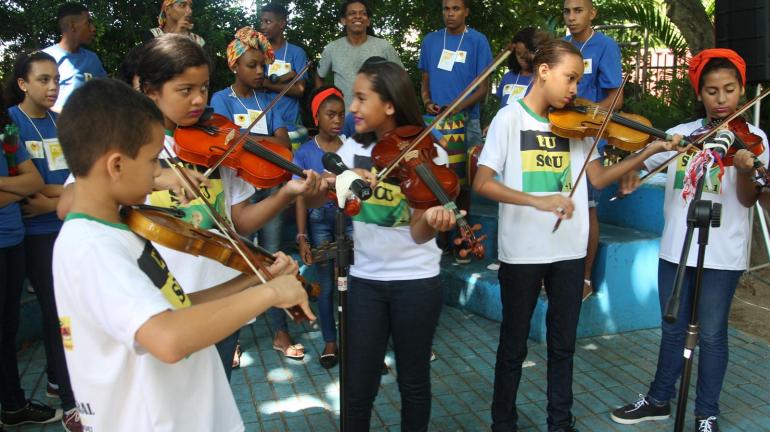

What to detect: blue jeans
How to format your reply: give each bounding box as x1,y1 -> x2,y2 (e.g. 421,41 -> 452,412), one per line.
647,259 -> 742,417
308,206 -> 352,343
346,275 -> 443,432
251,187 -> 288,333
492,259 -> 584,432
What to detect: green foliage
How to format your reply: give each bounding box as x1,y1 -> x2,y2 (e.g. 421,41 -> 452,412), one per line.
623,73 -> 696,131
0,0 -> 251,93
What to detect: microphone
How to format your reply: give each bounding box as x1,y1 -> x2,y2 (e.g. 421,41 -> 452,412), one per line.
322,152 -> 372,201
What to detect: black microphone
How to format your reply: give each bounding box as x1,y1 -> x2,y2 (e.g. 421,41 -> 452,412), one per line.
322,152 -> 372,201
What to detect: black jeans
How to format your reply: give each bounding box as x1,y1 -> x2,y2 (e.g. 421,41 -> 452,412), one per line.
491,259 -> 584,432
0,242 -> 27,410
25,233 -> 76,410
345,275 -> 442,432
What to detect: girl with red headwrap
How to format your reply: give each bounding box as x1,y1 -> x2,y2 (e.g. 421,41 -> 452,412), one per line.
611,48 -> 768,432
293,86 -> 350,369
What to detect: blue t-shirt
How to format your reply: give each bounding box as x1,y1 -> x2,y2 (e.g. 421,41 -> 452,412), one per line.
0,136 -> 31,247
264,42 -> 308,133
42,44 -> 107,110
210,87 -> 285,136
496,71 -> 532,108
418,28 -> 493,119
293,138 -> 340,210
564,31 -> 622,103
8,106 -> 69,235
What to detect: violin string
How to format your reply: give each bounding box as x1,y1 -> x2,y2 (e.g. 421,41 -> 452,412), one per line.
160,144 -> 270,284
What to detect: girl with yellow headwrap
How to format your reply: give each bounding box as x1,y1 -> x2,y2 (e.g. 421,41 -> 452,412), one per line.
211,26 -> 302,367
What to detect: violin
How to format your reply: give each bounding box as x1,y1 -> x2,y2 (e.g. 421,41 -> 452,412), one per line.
549,98 -> 684,152
372,125 -> 486,259
122,206 -> 320,323
688,116 -> 764,166
174,112 -> 361,216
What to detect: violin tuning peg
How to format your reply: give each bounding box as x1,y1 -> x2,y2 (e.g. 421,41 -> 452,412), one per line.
471,223 -> 482,231
477,234 -> 488,242
458,248 -> 470,258
453,237 -> 463,246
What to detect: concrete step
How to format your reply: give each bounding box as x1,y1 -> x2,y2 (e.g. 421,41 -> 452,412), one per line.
441,223 -> 663,342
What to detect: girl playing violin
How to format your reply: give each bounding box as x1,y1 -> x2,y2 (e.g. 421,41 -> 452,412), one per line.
135,34 -> 324,379
210,27 -> 302,364
611,49 -> 768,432
338,57 -> 458,431
294,85 -> 350,369
472,39 -> 683,432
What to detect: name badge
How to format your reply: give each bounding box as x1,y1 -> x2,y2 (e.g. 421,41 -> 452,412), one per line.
503,84 -> 528,103
247,109 -> 269,135
455,50 -> 467,64
583,58 -> 593,75
437,49 -> 457,72
44,138 -> 68,171
25,140 -> 45,159
268,60 -> 292,77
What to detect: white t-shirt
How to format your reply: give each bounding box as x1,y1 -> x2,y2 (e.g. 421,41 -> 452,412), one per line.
478,100 -> 598,264
53,215 -> 243,432
337,137 -> 441,280
149,134 -> 256,293
643,119 -> 769,270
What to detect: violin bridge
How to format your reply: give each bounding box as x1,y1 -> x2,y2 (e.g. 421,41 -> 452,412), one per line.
403,149 -> 420,162
591,105 -> 599,119
224,130 -> 236,147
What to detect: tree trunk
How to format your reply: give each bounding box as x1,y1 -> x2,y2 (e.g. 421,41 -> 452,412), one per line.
663,0 -> 714,54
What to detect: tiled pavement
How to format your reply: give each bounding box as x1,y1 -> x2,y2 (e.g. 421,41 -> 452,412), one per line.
7,305 -> 770,431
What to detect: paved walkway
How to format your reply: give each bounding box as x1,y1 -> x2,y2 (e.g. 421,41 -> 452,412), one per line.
8,305 -> 770,431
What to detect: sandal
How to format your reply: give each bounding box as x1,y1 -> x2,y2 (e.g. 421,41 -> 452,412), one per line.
273,343 -> 305,360
232,342 -> 242,369
582,279 -> 593,302
319,352 -> 338,369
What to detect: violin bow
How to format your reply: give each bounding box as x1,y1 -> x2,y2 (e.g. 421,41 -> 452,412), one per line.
610,86 -> 770,201
202,61 -> 312,178
374,48 -> 512,184
552,74 -> 630,233
161,147 -> 273,285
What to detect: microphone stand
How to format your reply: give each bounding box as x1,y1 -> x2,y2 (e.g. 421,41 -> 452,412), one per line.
310,206 -> 354,431
663,158 -> 722,432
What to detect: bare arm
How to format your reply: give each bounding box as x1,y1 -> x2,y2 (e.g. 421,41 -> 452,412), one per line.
453,78 -> 489,114
734,149 -> 762,208
135,274 -> 313,363
0,160 -> 43,196
0,191 -> 24,207
472,165 -> 574,218
409,206 -> 457,244
262,72 -> 305,98
273,128 -> 292,150
586,137 -> 683,190
596,88 -> 624,111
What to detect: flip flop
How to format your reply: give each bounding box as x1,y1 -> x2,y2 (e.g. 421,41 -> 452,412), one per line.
273,343 -> 305,360
232,343 -> 242,369
319,352 -> 338,369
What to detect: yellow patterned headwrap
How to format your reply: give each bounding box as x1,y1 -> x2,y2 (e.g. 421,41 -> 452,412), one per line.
158,0 -> 179,27
226,27 -> 275,68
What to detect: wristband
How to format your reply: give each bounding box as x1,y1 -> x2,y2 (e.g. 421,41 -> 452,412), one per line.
296,233 -> 308,242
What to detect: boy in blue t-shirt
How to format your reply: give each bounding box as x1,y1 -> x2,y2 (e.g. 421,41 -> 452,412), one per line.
43,3 -> 106,111
260,3 -> 308,138
563,0 -> 623,300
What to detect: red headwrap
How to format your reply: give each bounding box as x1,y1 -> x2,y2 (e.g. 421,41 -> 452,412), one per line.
688,48 -> 746,95
311,88 -> 344,126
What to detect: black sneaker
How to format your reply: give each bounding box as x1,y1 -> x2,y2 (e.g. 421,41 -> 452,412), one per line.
696,416 -> 719,432
1,400 -> 62,426
610,394 -> 670,424
549,416 -> 578,432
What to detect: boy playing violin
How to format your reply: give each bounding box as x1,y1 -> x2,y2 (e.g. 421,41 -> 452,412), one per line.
52,78 -> 314,432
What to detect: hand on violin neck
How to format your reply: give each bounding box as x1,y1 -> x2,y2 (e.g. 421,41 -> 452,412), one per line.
648,133 -> 685,154
284,170 -> 325,197
424,206 -> 460,232
733,149 -> 759,174
425,102 -> 442,115
265,274 -> 316,321
534,194 -> 574,219
154,167 -> 211,205
266,251 -> 299,277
